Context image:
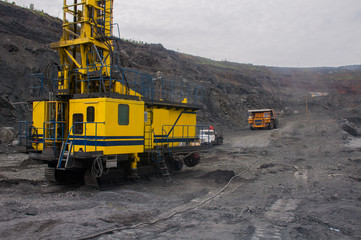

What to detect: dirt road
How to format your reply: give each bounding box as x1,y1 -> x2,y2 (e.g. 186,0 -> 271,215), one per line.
0,113 -> 360,240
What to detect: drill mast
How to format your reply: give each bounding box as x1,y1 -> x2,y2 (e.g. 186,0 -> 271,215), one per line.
50,0 -> 114,95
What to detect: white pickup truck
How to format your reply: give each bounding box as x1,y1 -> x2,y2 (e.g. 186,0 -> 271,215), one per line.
199,129 -> 223,146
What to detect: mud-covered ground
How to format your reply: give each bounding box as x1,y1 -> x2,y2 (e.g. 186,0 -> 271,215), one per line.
0,112 -> 361,240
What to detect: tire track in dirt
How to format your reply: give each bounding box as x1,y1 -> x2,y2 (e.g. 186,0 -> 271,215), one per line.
251,199 -> 299,239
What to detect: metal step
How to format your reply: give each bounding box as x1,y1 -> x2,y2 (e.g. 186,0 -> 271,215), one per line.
45,167 -> 56,183
57,141 -> 73,169
158,157 -> 172,182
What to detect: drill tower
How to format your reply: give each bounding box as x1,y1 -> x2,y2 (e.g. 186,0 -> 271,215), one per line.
51,0 -> 114,95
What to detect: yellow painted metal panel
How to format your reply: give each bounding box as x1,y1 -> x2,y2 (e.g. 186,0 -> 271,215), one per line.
32,101 -> 47,150
152,108 -> 169,138
50,38 -> 109,49
148,107 -> 197,149
69,98 -> 144,155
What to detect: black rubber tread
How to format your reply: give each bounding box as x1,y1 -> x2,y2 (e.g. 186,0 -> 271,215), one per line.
45,167 -> 57,183
84,169 -> 99,188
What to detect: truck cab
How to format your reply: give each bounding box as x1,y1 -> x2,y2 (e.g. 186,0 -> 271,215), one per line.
248,109 -> 278,130
199,128 -> 223,146
200,129 -> 216,145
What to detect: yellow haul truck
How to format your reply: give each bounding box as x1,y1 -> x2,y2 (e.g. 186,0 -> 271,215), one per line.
248,109 -> 278,130
19,0 -> 206,186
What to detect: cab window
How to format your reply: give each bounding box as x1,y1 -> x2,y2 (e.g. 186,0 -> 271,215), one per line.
118,104 -> 129,125
73,114 -> 83,134
87,106 -> 95,122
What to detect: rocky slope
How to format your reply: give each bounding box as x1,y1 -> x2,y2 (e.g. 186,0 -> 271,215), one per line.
0,2 -> 61,126
0,1 -> 361,131
115,40 -> 361,129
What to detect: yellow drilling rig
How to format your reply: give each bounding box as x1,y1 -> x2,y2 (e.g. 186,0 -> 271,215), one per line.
19,0 -> 206,186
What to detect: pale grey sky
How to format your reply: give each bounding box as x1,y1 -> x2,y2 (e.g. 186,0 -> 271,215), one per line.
12,0 -> 361,67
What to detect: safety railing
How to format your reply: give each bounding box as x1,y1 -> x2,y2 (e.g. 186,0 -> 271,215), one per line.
58,121 -> 105,169
28,64 -> 204,105
19,121 -> 53,152
155,125 -> 210,148
18,121 -> 34,150
73,65 -> 204,105
67,121 -> 106,152
28,74 -> 44,98
151,129 -> 164,162
19,121 -> 63,152
43,121 -> 66,152
28,63 -> 66,98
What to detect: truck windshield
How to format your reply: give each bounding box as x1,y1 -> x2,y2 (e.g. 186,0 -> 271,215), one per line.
201,131 -> 215,136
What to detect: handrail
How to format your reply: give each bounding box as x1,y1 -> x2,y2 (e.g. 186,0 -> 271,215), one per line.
112,23 -> 121,39
58,121 -> 105,168
71,121 -> 106,152
161,124 -> 209,148
43,121 -> 66,152
59,65 -> 204,104
166,111 -> 196,138
28,73 -> 44,97
58,125 -> 74,168
28,64 -> 204,105
19,121 -> 33,149
151,129 -> 162,162
162,129 -> 172,156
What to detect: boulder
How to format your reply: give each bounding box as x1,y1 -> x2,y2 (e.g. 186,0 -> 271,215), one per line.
0,127 -> 16,144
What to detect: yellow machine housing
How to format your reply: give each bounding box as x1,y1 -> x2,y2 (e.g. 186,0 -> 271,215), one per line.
145,106 -> 198,150
31,101 -> 47,151
69,97 -> 144,155
31,101 -> 68,152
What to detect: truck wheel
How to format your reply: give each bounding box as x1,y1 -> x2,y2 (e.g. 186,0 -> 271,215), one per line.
174,160 -> 183,171
274,121 -> 278,129
184,153 -> 200,167
250,126 -> 255,130
268,121 -> 273,130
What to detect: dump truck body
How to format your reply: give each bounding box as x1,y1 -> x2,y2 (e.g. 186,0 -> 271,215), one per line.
248,109 -> 278,130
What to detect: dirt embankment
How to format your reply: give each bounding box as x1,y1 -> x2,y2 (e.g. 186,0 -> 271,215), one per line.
0,2 -> 61,126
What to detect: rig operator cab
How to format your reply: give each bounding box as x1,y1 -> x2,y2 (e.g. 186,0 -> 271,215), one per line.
248,109 -> 278,130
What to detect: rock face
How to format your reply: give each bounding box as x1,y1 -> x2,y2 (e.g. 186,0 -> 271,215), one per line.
0,2 -> 361,131
0,2 -> 61,127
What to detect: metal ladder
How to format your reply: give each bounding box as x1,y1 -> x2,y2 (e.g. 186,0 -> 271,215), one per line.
152,129 -> 172,182
144,112 -> 153,150
157,154 -> 172,182
144,129 -> 153,151
57,141 -> 73,169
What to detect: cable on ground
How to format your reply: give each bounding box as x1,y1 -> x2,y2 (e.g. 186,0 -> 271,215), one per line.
78,158 -> 261,240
